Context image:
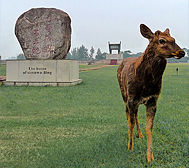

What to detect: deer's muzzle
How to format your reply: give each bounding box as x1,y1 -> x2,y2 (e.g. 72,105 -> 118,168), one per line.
173,50 -> 185,59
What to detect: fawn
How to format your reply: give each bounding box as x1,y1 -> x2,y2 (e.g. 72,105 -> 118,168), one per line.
117,24 -> 185,162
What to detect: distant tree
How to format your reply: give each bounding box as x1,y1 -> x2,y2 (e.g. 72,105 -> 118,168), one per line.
66,51 -> 72,59
95,48 -> 102,60
8,57 -> 16,60
123,50 -> 132,59
167,56 -> 189,63
77,45 -> 88,60
89,46 -> 95,60
17,53 -> 25,59
183,48 -> 189,57
123,50 -> 142,59
134,52 -> 143,57
0,55 -> 1,60
71,47 -> 78,59
95,48 -> 106,60
101,52 -> 107,60
67,46 -> 89,60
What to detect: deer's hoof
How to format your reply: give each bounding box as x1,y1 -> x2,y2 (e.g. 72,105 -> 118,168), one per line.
147,153 -> 154,163
137,133 -> 144,139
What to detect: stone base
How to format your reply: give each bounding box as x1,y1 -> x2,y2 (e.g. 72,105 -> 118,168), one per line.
5,60 -> 81,86
2,79 -> 82,86
106,53 -> 123,60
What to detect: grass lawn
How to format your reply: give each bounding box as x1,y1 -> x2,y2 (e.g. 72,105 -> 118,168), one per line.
79,64 -> 102,69
0,63 -> 188,167
0,64 -> 6,76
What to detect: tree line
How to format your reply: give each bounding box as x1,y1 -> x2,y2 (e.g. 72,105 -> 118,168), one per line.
66,45 -> 189,63
66,45 -> 146,61
66,45 -> 106,60
7,45 -> 189,63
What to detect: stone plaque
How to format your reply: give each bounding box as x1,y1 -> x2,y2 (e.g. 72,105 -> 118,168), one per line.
15,8 -> 71,60
5,60 -> 81,85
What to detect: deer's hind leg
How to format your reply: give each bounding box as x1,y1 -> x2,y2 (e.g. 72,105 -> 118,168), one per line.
135,112 -> 144,138
126,103 -> 138,150
126,105 -> 143,139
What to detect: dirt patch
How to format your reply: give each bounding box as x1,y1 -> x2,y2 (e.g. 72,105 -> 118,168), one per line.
95,59 -> 122,65
79,59 -> 123,65
0,76 -> 6,81
79,65 -> 113,72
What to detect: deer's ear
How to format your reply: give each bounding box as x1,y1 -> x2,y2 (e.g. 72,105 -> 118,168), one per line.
140,24 -> 153,40
164,28 -> 170,35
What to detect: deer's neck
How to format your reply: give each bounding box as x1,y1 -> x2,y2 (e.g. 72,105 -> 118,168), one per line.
137,46 -> 167,82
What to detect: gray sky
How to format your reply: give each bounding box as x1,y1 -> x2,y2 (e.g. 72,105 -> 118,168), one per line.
0,0 -> 188,59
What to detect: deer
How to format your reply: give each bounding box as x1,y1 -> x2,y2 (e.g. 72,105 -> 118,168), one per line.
117,24 -> 185,162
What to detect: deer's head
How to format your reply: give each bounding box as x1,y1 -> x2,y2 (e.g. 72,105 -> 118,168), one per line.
140,24 -> 185,59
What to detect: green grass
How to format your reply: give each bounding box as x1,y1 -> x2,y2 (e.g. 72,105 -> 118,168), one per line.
0,64 -> 6,76
0,63 -> 188,167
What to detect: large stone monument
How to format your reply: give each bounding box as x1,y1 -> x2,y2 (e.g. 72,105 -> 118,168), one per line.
4,8 -> 81,86
15,8 -> 71,60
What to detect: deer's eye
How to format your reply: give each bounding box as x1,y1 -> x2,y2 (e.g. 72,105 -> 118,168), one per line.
159,39 -> 166,45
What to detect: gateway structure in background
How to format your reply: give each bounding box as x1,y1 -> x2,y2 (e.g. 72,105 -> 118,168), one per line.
106,41 -> 123,65
3,8 -> 81,86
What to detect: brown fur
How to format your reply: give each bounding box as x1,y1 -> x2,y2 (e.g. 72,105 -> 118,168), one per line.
117,24 -> 185,162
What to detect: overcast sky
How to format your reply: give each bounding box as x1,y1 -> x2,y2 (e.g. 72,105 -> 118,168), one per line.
0,0 -> 188,59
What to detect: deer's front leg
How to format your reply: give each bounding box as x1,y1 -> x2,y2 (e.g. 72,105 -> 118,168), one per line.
146,98 -> 157,163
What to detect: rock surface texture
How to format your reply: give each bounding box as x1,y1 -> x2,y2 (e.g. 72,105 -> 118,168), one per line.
15,8 -> 71,60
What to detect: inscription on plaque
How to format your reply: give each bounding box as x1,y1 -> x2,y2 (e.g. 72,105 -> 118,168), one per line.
22,67 -> 52,75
